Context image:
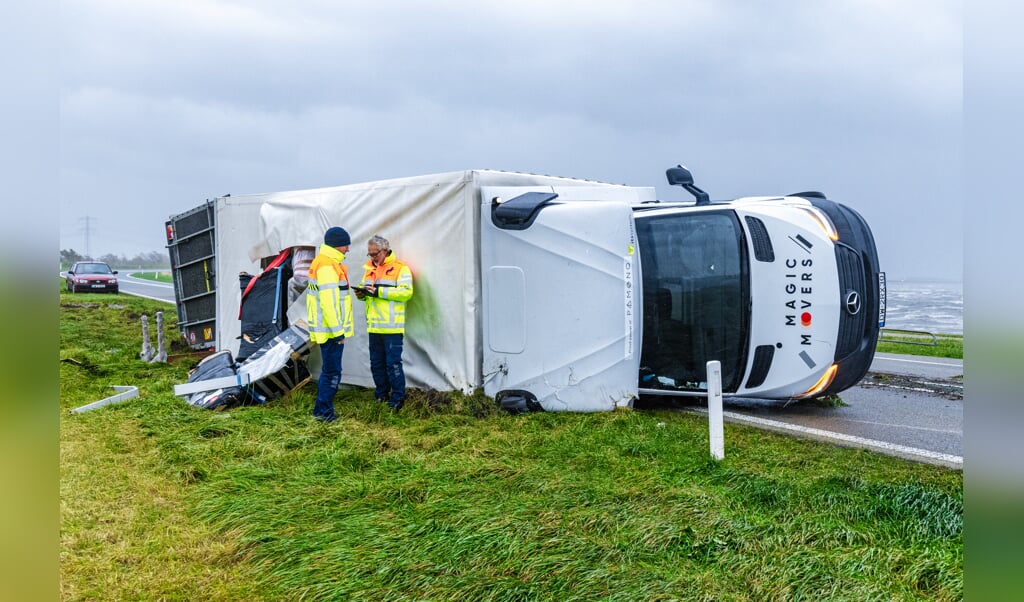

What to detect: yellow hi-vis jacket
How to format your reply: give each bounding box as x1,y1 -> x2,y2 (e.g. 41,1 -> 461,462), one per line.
359,252 -> 413,334
306,244 -> 354,344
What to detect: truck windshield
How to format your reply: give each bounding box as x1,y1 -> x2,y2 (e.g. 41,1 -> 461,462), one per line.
636,210 -> 750,392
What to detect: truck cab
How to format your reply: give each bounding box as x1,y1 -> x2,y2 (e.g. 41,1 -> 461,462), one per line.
484,166 -> 884,409
634,190 -> 884,400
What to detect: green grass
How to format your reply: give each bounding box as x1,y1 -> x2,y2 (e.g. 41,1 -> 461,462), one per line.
876,331 -> 963,359
60,288 -> 963,601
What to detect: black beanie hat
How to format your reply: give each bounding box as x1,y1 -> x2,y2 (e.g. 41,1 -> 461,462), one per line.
324,226 -> 351,247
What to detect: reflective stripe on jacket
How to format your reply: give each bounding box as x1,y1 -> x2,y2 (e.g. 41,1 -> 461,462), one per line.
306,244 -> 354,344
359,252 -> 413,334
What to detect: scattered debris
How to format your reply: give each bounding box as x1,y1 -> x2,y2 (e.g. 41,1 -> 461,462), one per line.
69,385 -> 139,414
60,357 -> 106,375
166,349 -> 216,362
177,350 -> 246,410
175,322 -> 312,410
862,372 -> 963,400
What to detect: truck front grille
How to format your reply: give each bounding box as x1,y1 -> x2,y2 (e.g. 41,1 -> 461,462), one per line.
835,243 -> 867,360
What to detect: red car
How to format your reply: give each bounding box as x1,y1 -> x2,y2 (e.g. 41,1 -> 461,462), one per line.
65,261 -> 119,293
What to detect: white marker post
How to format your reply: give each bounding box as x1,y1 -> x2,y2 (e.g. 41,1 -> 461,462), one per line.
151,311 -> 168,363
139,314 -> 154,361
707,360 -> 724,460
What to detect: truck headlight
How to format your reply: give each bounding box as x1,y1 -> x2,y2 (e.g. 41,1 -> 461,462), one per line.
798,364 -> 838,398
796,206 -> 839,241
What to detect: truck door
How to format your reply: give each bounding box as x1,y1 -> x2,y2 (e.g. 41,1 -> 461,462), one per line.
480,187 -> 641,412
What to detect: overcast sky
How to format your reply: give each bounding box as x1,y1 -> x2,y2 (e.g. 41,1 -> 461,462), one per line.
59,0 -> 961,280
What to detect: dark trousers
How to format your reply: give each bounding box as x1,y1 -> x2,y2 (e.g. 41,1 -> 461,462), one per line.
314,336 -> 345,420
368,333 -> 405,403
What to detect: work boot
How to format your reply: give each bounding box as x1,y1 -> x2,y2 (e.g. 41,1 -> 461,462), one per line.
388,399 -> 404,412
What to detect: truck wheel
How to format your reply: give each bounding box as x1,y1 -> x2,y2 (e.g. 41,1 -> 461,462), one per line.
495,389 -> 542,414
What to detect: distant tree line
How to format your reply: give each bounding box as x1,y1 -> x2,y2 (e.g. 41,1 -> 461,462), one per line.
61,249 -> 169,269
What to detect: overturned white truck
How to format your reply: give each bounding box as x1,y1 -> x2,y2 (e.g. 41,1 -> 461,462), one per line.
166,167 -> 884,412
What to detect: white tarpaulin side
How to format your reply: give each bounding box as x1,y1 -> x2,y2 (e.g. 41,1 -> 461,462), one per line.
212,170 -> 654,394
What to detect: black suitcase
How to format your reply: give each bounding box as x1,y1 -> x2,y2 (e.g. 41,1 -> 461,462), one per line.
237,264 -> 291,361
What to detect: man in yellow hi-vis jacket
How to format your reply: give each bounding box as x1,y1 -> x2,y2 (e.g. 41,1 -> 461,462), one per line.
306,226 -> 354,422
354,234 -> 413,411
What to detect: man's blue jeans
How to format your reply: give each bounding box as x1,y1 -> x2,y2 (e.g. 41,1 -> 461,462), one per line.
314,336 -> 345,421
368,333 -> 405,404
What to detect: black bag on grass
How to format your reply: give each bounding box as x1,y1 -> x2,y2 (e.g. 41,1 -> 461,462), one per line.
184,350 -> 246,410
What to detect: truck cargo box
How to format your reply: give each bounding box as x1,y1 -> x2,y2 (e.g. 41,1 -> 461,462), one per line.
171,170 -> 654,410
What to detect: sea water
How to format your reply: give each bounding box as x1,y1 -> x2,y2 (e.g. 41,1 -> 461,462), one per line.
883,279 -> 963,335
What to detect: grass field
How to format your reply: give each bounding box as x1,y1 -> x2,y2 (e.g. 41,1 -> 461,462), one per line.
60,289 -> 962,601
129,270 -> 174,283
876,330 -> 963,359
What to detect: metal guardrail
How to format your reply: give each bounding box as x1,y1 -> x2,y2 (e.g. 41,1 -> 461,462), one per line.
879,328 -> 938,346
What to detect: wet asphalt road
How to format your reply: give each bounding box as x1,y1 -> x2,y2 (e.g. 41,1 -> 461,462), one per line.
117,271 -> 176,303
707,354 -> 964,468
869,352 -> 963,380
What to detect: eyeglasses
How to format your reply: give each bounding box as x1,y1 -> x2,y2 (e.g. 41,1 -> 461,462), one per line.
367,249 -> 385,257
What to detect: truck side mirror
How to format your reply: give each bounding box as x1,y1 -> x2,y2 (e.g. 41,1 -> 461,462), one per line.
666,164 -> 711,206
491,192 -> 560,230
666,165 -> 695,186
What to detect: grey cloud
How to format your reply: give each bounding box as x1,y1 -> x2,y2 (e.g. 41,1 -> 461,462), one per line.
59,1 -> 962,279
